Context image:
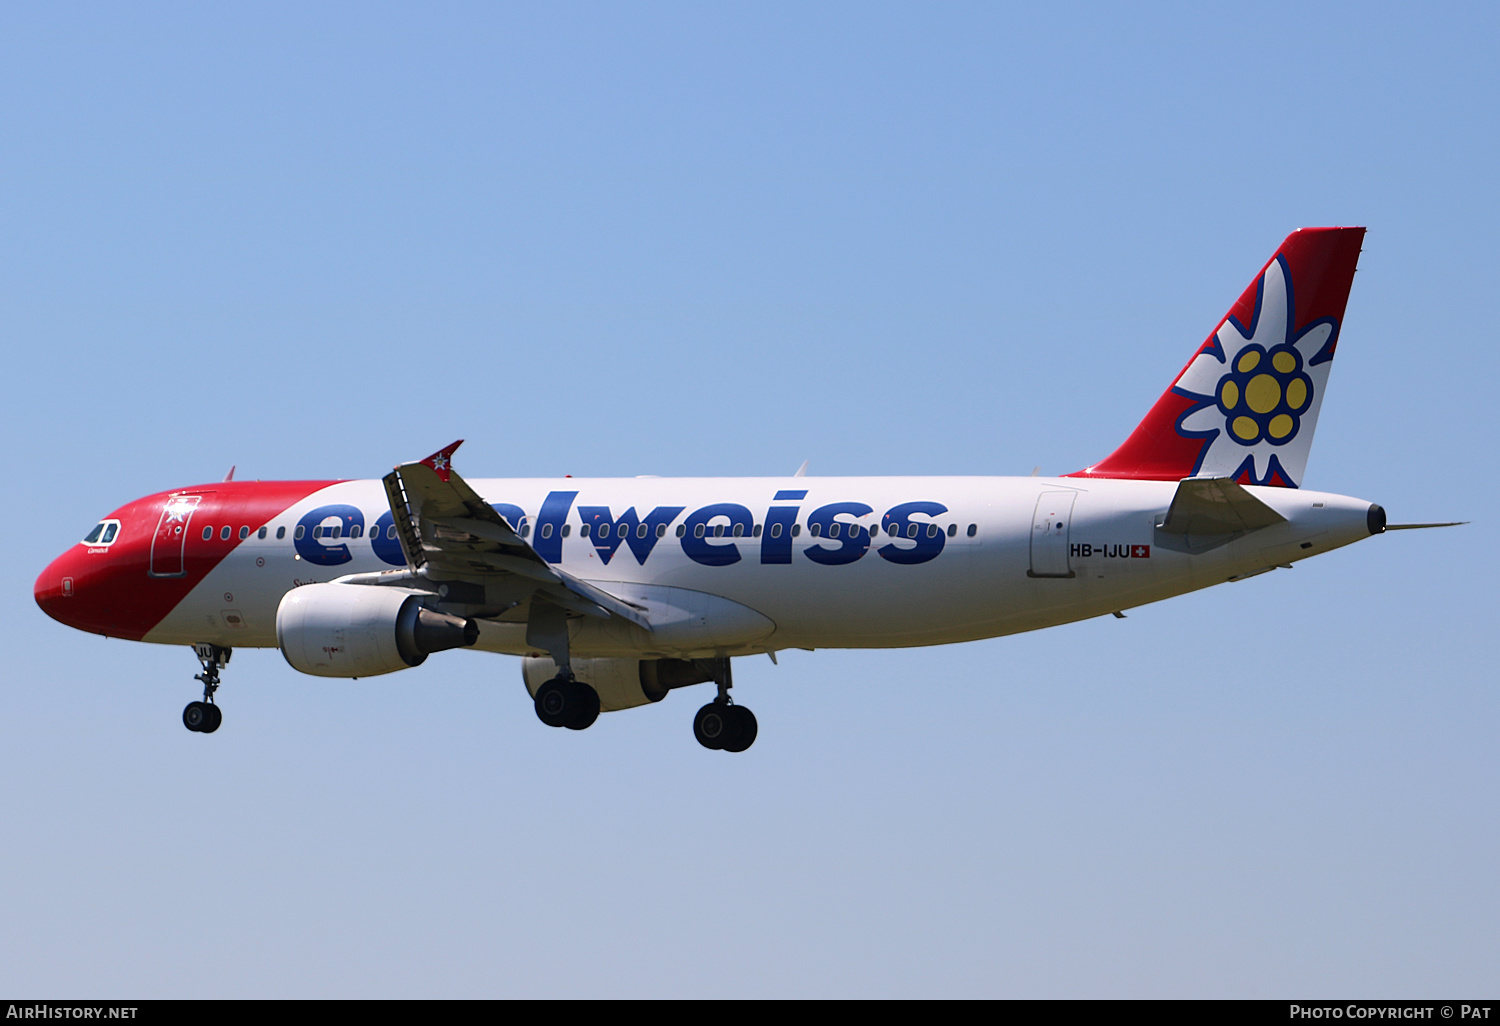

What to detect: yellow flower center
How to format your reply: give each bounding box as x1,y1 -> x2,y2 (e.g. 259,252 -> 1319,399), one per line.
1246,374 -> 1281,414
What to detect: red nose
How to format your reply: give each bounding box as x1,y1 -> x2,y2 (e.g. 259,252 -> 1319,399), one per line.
34,551 -> 78,627
34,542 -> 156,640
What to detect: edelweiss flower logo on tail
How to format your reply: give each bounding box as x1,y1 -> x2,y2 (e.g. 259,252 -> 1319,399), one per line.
1171,256 -> 1339,487
419,440 -> 464,483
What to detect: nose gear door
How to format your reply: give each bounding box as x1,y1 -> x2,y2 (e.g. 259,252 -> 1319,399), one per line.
150,494 -> 205,577
1029,491 -> 1076,578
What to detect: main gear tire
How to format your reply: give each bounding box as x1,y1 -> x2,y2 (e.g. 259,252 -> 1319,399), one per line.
536,678 -> 601,730
721,705 -> 757,753
535,678 -> 572,728
564,682 -> 601,731
693,703 -> 733,751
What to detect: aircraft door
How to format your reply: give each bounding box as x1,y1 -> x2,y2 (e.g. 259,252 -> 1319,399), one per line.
1029,491 -> 1076,578
149,494 -> 204,578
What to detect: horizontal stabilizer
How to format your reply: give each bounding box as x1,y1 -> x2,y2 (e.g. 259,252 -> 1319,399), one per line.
1386,522 -> 1466,530
1158,477 -> 1287,537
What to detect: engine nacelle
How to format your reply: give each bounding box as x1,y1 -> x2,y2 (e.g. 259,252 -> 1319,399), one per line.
522,656 -> 714,712
277,583 -> 478,678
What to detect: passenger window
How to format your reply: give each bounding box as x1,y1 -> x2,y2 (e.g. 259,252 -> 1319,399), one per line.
678,525 -> 688,538
541,524 -> 553,539
655,524 -> 666,538
927,523 -> 938,538
203,526 -> 213,540
561,525 -> 570,537
258,527 -> 267,539
295,526 -> 305,540
521,524 -> 530,538
239,526 -> 249,540
770,523 -> 782,539
810,523 -> 821,538
947,524 -> 957,537
753,524 -> 762,538
350,525 -> 362,539
220,526 -> 231,541
277,527 -> 286,540
967,524 -> 977,537
580,524 -> 592,539
792,524 -> 801,537
694,524 -> 705,539
638,524 -> 649,539
387,526 -> 397,539
732,523 -> 744,538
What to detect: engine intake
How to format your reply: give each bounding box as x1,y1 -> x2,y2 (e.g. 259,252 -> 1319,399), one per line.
277,583 -> 478,678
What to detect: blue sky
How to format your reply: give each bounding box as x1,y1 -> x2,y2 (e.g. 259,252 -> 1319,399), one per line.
2,2 -> 1495,997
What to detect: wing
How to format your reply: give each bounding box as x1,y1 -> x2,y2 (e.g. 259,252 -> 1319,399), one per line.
378,441 -> 650,630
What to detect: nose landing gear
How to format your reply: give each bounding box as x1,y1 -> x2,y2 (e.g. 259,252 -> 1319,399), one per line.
183,643 -> 229,734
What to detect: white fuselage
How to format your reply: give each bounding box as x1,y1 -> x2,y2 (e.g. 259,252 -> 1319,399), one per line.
142,476 -> 1376,659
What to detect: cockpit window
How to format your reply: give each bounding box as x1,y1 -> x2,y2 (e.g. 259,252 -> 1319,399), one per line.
82,520 -> 122,547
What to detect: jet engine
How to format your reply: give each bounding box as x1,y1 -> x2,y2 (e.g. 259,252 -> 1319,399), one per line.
522,656 -> 715,712
277,583 -> 478,678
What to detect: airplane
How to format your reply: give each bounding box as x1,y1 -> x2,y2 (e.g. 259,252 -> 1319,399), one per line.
33,226 -> 1459,752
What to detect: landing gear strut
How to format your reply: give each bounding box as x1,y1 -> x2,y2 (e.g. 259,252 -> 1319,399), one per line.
527,597 -> 600,731
183,643 -> 229,734
693,658 -> 756,753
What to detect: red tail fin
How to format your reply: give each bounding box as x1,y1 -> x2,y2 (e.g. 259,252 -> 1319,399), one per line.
1068,227 -> 1365,488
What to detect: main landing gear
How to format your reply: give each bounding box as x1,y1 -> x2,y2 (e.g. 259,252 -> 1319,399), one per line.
528,598 -> 600,732
693,658 -> 756,753
533,676 -> 601,731
693,701 -> 757,753
183,643 -> 229,734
